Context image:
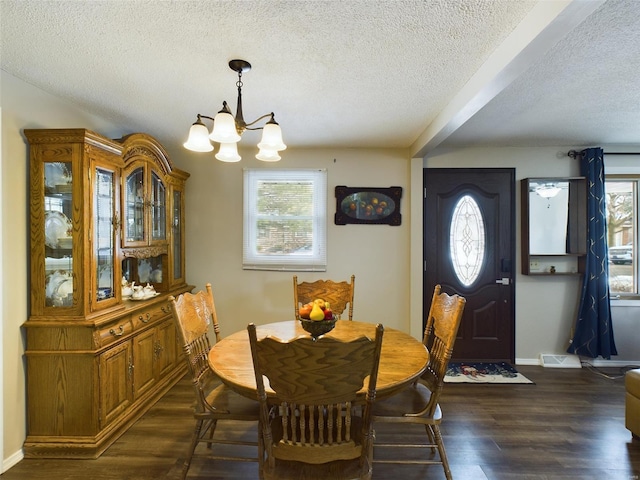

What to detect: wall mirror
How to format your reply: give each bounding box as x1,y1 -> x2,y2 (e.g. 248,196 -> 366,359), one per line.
521,177 -> 586,275
528,180 -> 570,254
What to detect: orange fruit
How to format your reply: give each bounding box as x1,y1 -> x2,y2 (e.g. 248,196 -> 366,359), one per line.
299,304 -> 312,319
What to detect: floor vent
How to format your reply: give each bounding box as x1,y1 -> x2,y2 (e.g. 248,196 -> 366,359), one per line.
540,354 -> 582,368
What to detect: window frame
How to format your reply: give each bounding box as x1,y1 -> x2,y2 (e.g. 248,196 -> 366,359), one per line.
243,168 -> 327,271
605,173 -> 640,299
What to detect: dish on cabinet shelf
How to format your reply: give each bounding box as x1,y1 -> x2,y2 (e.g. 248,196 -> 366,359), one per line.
44,210 -> 73,249
44,162 -> 71,189
129,292 -> 160,301
45,270 -> 73,306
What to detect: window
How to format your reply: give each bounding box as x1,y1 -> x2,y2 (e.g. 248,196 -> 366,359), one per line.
449,194 -> 485,286
243,169 -> 327,271
605,176 -> 638,296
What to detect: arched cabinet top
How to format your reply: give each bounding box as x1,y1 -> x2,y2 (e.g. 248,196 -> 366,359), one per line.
118,132 -> 189,180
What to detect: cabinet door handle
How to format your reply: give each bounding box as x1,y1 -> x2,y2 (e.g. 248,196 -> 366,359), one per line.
161,306 -> 168,314
109,325 -> 125,336
139,313 -> 151,323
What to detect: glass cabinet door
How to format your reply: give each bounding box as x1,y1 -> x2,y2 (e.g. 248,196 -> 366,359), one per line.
124,167 -> 145,244
44,161 -> 74,308
123,165 -> 167,246
172,188 -> 183,282
95,167 -> 117,304
151,170 -> 166,242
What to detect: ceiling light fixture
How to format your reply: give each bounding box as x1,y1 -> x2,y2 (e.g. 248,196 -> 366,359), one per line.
183,59 -> 286,162
534,184 -> 562,199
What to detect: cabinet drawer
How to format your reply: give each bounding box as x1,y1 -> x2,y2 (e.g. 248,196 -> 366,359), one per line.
96,318 -> 133,348
131,302 -> 171,330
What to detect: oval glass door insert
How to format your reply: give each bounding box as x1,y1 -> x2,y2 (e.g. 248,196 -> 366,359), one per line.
449,194 -> 486,286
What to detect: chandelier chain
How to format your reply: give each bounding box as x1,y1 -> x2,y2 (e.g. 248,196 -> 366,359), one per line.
236,70 -> 243,89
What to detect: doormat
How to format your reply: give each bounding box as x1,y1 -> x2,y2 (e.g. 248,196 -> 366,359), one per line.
445,362 -> 534,384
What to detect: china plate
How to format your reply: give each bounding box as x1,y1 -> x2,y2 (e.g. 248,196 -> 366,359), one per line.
129,292 -> 160,301
45,210 -> 72,249
44,162 -> 70,189
46,270 -> 73,300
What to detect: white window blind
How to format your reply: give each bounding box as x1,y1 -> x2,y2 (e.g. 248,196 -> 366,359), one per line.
243,168 -> 327,271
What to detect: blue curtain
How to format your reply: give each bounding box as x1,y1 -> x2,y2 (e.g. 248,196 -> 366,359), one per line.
567,148 -> 617,359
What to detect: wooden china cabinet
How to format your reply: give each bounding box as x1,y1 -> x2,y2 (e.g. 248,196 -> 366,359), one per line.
24,129 -> 191,458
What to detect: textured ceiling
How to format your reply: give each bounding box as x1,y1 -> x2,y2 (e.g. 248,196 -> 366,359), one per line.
1,0 -> 638,158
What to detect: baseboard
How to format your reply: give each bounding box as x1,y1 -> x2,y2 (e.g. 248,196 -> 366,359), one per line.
2,448 -> 24,473
515,357 -> 540,366
585,359 -> 640,368
515,357 -> 640,369
516,356 -> 583,368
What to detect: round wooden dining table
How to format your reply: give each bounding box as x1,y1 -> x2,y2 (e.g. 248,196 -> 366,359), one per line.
208,319 -> 429,401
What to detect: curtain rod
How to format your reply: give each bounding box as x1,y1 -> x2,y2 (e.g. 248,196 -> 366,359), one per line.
568,149 -> 640,159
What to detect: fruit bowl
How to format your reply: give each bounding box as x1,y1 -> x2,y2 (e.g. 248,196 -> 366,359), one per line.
300,317 -> 336,340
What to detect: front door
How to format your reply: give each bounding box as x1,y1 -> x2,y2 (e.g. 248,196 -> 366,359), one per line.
424,168 -> 515,362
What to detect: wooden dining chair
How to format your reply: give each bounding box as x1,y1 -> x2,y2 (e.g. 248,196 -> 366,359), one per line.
168,284 -> 261,480
248,322 -> 384,480
372,285 -> 465,480
293,275 -> 355,320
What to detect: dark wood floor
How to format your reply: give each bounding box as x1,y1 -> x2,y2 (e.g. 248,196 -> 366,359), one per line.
3,365 -> 639,479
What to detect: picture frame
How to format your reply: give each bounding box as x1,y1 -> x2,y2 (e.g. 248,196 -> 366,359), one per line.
334,186 -> 402,225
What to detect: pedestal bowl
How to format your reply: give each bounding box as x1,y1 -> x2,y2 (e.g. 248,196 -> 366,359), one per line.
300,317 -> 336,340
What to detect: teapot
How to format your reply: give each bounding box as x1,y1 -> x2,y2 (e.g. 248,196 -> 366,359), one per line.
131,285 -> 145,300
143,283 -> 156,298
121,281 -> 134,298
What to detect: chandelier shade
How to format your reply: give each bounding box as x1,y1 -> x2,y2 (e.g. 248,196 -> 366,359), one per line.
210,108 -> 241,143
256,147 -> 282,162
183,116 -> 214,152
184,59 -> 286,162
258,120 -> 287,151
216,142 -> 242,162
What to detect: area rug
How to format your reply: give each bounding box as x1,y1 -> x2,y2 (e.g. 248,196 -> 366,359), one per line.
444,362 -> 534,384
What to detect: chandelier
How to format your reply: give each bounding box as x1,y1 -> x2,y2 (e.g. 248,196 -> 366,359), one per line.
183,59 -> 286,162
